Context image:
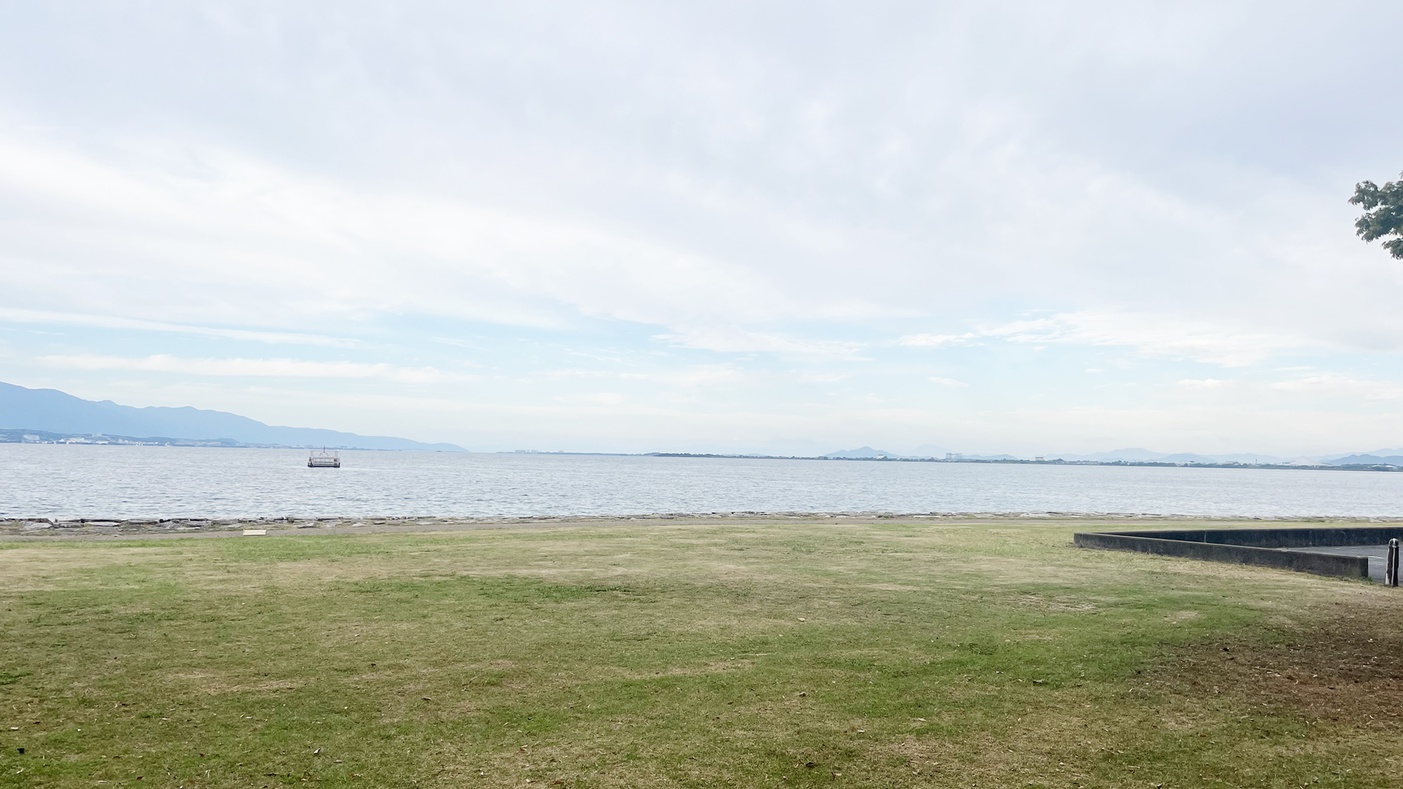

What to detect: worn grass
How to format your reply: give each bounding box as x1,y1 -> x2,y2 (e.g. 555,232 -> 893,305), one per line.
2,519 -> 1401,787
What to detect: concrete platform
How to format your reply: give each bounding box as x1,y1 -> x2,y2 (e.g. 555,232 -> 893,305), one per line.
1075,526 -> 1403,583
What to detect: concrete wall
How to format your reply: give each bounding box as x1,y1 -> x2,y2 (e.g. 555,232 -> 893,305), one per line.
1101,526 -> 1403,549
1073,530 -> 1374,579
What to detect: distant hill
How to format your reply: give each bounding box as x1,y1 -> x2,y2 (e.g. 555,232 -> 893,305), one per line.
1051,448 -> 1290,464
1154,452 -> 1285,464
1058,447 -> 1167,462
0,381 -> 463,451
1323,454 -> 1403,467
824,446 -> 902,459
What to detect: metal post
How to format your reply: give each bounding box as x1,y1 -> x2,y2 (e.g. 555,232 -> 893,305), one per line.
1387,538 -> 1400,588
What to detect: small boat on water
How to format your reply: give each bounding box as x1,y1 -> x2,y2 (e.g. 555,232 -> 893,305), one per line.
307,449 -> 341,468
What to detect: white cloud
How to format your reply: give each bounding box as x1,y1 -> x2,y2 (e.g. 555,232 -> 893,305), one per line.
0,130 -> 893,342
655,327 -> 865,358
983,310 -> 1325,367
39,354 -> 461,384
899,309 -> 1331,366
0,307 -> 361,348
790,371 -> 850,384
927,377 -> 969,388
661,364 -> 750,387
1269,374 -> 1403,402
897,333 -> 980,348
542,369 -> 651,381
541,364 -> 746,386
553,392 -> 627,406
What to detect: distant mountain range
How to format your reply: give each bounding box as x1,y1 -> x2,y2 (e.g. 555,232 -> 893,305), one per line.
822,446 -> 1016,461
0,381 -> 462,451
5,381 -> 1397,462
1324,452 -> 1403,466
824,445 -> 1403,467
1051,448 -> 1298,464
822,446 -> 902,459
1054,447 -> 1403,466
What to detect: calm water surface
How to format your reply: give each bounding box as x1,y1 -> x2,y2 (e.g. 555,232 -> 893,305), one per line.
1,444 -> 1400,519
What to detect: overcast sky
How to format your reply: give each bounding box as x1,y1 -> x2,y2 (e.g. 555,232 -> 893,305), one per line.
2,1 -> 1402,457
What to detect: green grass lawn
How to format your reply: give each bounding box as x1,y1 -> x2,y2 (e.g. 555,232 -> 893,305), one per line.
2,519 -> 1400,787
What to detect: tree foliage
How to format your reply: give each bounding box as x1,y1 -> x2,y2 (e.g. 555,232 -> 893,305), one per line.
1350,173 -> 1403,259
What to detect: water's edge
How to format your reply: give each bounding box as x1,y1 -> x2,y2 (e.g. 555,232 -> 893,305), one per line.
6,512 -> 1403,540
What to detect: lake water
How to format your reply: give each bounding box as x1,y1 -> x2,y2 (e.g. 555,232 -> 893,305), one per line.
2,444 -> 1401,520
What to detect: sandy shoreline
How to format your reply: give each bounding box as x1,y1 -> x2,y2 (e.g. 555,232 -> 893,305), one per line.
5,511 -> 1403,540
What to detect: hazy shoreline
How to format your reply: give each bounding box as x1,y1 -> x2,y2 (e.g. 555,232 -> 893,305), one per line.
6,511 -> 1403,540
6,439 -> 1402,471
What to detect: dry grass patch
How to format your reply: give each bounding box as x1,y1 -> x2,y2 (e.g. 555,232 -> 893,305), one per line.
1163,599 -> 1403,726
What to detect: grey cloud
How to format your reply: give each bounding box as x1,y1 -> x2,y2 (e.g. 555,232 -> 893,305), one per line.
3,3 -> 1402,353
